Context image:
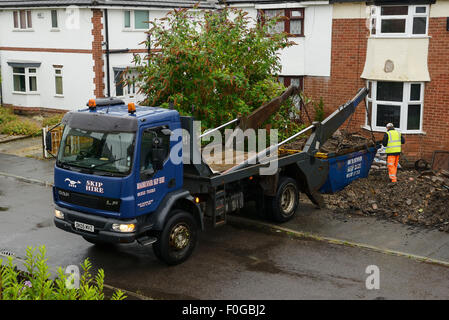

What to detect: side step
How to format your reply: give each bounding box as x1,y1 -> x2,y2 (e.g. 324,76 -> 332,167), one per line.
136,236 -> 157,246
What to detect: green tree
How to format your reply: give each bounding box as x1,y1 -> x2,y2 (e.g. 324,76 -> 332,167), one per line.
130,5 -> 296,131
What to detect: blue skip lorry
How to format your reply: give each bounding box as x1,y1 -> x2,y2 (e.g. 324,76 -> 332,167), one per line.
46,87 -> 373,265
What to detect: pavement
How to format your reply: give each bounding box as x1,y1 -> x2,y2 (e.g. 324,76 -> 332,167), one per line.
0,136 -> 44,159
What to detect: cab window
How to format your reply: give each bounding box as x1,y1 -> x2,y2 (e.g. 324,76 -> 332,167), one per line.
140,126 -> 170,173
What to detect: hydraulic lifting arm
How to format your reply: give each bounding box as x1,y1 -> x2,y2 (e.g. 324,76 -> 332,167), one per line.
302,87 -> 369,155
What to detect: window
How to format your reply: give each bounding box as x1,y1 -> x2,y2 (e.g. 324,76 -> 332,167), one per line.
114,70 -> 124,97
123,10 -> 149,30
114,69 -> 138,97
51,10 -> 58,29
13,67 -> 37,93
262,8 -> 304,36
278,76 -> 303,89
13,10 -> 32,29
370,5 -> 428,37
366,81 -> 424,133
54,67 -> 63,96
124,10 -> 131,28
140,127 -> 170,174
58,126 -> 135,176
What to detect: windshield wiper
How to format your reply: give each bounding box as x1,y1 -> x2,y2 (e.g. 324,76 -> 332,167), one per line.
89,157 -> 126,169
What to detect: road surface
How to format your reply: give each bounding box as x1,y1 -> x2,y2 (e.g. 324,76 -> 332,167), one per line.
1,175 -> 449,299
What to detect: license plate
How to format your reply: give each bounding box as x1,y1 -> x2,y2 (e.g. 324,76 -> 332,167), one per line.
74,221 -> 95,233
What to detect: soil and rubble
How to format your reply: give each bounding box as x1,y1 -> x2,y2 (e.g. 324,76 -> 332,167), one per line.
285,129 -> 449,232
283,129 -> 375,155
323,169 -> 449,232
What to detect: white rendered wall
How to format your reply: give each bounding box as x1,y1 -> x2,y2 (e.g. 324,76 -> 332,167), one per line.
0,8 -> 94,50
0,50 -> 95,110
230,4 -> 332,77
0,8 -> 95,110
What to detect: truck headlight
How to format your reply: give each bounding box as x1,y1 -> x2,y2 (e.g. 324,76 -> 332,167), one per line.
55,209 -> 64,219
112,223 -> 135,233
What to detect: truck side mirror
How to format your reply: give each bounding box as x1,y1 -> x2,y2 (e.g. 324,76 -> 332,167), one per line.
45,131 -> 52,152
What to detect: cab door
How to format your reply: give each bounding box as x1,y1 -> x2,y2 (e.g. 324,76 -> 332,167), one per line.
135,123 -> 181,215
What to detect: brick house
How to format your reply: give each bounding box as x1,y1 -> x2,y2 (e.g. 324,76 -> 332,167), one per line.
0,0 -> 334,113
302,0 -> 449,162
0,0 -> 448,161
0,0 -> 217,112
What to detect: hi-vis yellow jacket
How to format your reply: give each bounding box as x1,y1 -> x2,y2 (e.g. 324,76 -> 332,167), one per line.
386,129 -> 401,154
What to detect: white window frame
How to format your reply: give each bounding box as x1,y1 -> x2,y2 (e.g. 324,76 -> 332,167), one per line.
370,4 -> 429,38
51,9 -> 59,30
13,10 -> 33,31
54,67 -> 64,97
123,10 -> 149,31
12,67 -> 39,94
365,80 -> 424,134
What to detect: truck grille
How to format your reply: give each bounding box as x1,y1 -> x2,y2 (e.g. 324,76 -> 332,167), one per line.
56,188 -> 121,212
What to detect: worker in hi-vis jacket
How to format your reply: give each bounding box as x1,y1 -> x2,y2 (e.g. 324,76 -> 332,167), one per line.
382,123 -> 405,183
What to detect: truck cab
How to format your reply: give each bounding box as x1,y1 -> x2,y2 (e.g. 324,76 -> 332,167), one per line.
51,98 -> 202,265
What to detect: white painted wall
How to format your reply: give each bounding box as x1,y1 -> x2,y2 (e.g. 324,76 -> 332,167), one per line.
0,8 -> 94,49
0,8 -> 95,110
0,3 -> 333,111
0,50 -> 95,109
230,3 -> 332,77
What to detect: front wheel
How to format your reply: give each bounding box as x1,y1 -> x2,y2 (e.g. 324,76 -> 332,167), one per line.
267,177 -> 299,223
152,210 -> 198,265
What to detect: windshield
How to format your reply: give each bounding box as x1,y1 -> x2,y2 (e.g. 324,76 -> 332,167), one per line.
57,125 -> 135,176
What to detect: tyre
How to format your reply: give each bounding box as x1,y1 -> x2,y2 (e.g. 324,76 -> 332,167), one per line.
152,210 -> 198,265
267,177 -> 299,223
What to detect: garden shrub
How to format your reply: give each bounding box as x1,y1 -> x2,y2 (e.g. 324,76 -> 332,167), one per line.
0,246 -> 126,300
0,119 -> 41,136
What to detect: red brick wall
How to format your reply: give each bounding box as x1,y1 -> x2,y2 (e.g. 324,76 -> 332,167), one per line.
420,17 -> 449,160
91,9 -> 105,98
303,17 -> 449,162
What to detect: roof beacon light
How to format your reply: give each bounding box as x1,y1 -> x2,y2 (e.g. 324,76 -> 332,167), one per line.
88,99 -> 96,110
128,102 -> 136,114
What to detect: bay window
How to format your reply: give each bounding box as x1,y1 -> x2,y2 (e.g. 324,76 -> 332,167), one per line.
370,5 -> 428,37
366,81 -> 424,133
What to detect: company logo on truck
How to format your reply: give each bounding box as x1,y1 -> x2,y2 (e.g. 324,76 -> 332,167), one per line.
86,180 -> 104,194
65,178 -> 81,188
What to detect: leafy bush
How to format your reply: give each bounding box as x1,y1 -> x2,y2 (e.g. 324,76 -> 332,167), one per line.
0,119 -> 41,136
0,246 -> 126,300
131,5 -> 294,131
0,107 -> 18,125
42,114 -> 64,127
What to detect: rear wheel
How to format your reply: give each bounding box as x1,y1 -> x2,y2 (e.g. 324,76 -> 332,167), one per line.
267,177 -> 299,223
152,210 -> 198,265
